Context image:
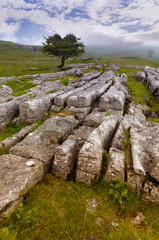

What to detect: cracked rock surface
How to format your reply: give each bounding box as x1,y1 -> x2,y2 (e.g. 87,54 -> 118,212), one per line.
0,64 -> 159,217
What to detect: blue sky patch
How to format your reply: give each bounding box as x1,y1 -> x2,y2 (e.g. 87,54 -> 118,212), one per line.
65,8 -> 91,20
121,23 -> 153,33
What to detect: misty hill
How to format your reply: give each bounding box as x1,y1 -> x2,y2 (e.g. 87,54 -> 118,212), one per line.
0,40 -> 159,61
85,45 -> 159,60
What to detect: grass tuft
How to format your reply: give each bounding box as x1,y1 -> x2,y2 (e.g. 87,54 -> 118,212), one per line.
0,123 -> 28,142
6,77 -> 38,96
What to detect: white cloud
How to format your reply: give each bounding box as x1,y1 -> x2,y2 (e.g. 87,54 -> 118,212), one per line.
0,0 -> 159,46
0,0 -> 36,9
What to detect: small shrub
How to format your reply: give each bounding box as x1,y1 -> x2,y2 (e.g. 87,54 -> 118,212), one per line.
108,178 -> 128,209
61,77 -> 69,86
15,203 -> 38,227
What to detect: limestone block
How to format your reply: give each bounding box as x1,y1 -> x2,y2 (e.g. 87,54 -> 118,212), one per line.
76,116 -> 118,184
0,154 -> 44,217
104,148 -> 125,181
52,137 -> 78,179
19,97 -> 51,123
0,101 -> 19,128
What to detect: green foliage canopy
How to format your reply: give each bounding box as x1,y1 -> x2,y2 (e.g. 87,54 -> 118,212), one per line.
42,33 -> 85,67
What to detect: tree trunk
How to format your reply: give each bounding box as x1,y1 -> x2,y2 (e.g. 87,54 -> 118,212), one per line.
57,56 -> 65,68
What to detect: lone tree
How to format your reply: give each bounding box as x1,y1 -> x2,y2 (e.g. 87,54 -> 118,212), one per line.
42,33 -> 85,68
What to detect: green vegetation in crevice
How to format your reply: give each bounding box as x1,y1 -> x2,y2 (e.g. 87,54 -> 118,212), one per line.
49,108 -> 75,118
100,149 -> 109,181
60,76 -> 79,86
123,129 -> 132,168
0,146 -> 9,156
105,110 -> 111,116
123,129 -> 132,184
30,119 -> 46,132
1,174 -> 159,240
146,118 -> 159,124
127,76 -> 159,116
0,123 -> 28,142
27,108 -> 76,133
118,67 -> 159,120
47,89 -> 57,94
6,77 -> 38,96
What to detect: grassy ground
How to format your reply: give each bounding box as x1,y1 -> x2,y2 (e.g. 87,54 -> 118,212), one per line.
0,174 -> 159,240
0,123 -> 28,142
6,77 -> 38,96
99,56 -> 159,68
0,42 -> 159,78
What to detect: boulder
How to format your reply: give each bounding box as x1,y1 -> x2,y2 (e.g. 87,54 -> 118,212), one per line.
130,124 -> 159,179
104,148 -> 125,181
0,101 -> 19,128
68,107 -> 91,122
0,154 -> 44,217
10,130 -> 58,173
67,81 -> 112,108
37,115 -> 79,142
114,77 -> 130,98
99,85 -> 125,112
76,116 -> 119,184
10,116 -> 79,173
52,136 -> 78,179
72,126 -> 95,150
78,71 -> 100,82
54,75 -> 103,107
136,68 -> 159,101
83,111 -> 108,127
18,97 -> 51,123
0,85 -> 13,103
135,71 -> 146,84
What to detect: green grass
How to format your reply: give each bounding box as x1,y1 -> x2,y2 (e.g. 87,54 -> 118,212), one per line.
116,68 -> 159,117
146,118 -> 159,124
0,175 -> 159,240
0,41 -> 159,78
61,77 -> 71,86
126,76 -> 159,116
0,123 -> 28,142
99,56 -> 159,68
6,77 -> 38,96
0,147 -> 9,156
118,67 -> 143,76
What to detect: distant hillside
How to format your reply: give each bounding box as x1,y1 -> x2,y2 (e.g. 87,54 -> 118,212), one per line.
0,40 -> 41,52
85,45 -> 159,61
0,40 -> 158,61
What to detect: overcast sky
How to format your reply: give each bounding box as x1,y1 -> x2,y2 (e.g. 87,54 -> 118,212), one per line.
0,0 -> 159,47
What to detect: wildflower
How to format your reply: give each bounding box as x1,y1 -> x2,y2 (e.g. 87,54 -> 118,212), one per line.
90,235 -> 94,239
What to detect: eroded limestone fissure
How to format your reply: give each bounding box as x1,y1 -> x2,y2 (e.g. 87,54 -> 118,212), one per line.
0,63 -> 159,217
